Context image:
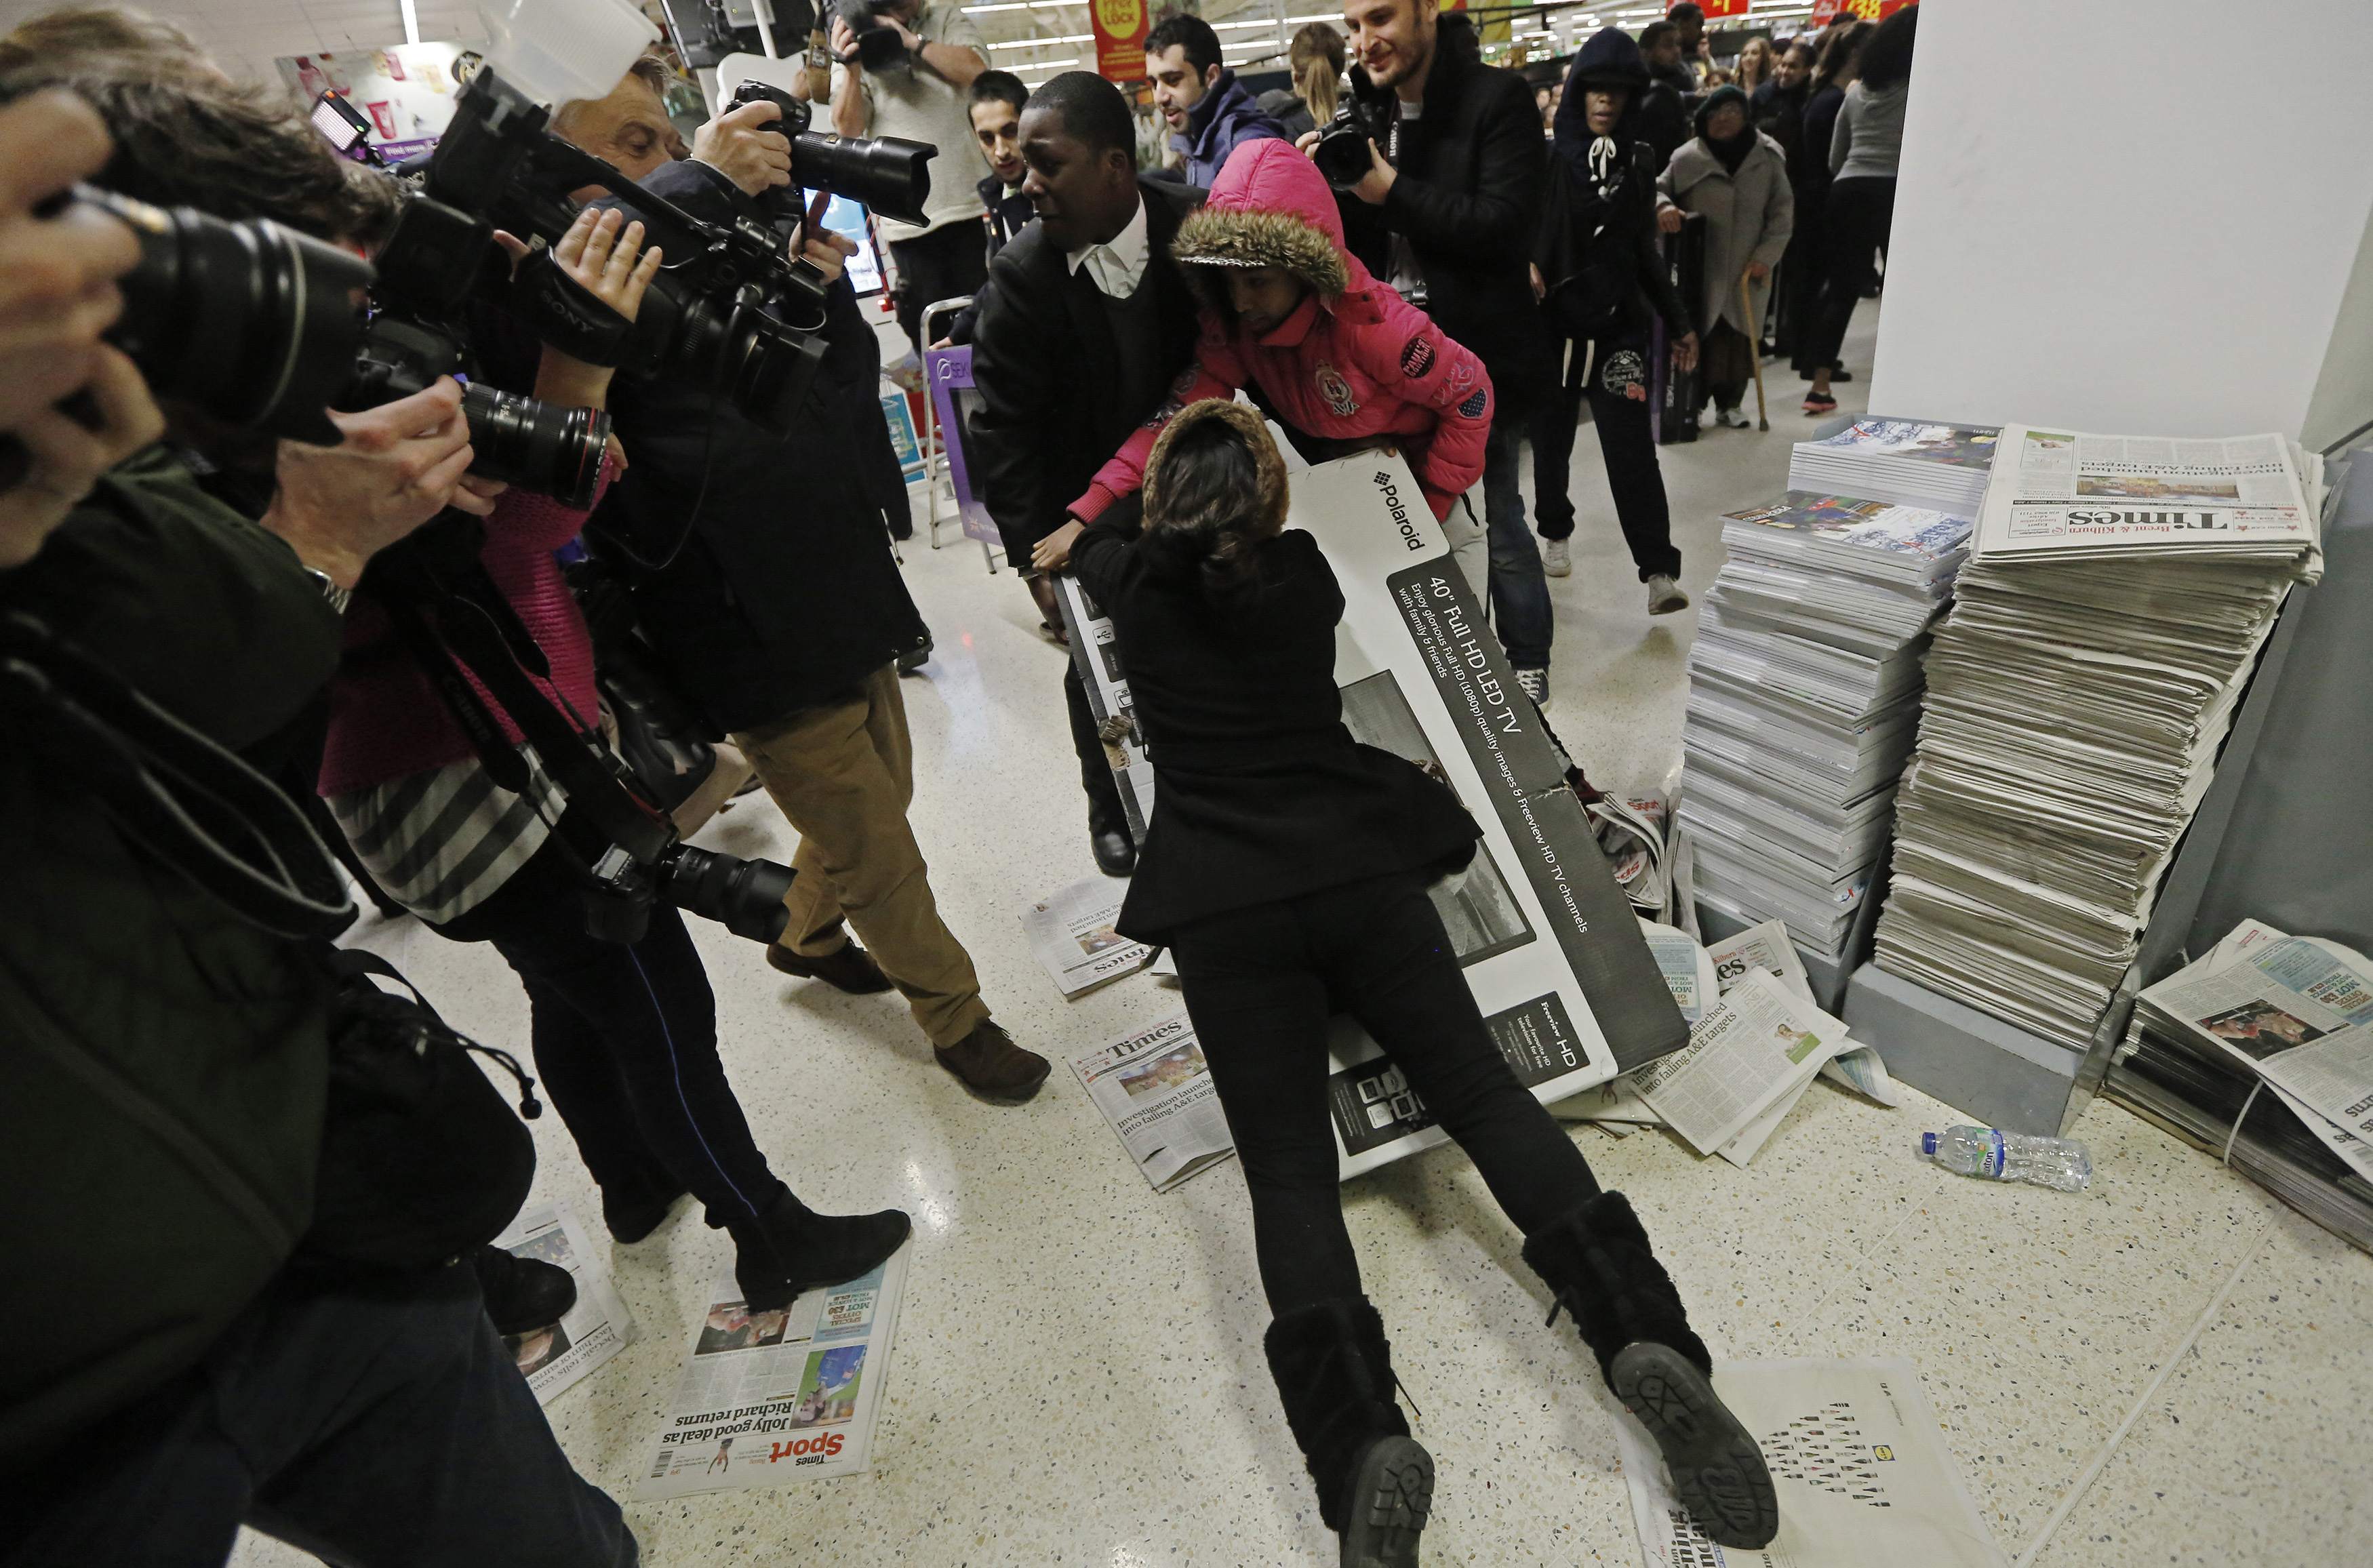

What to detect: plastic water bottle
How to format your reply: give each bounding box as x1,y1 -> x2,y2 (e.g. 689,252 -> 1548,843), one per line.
1920,1126 -> 2093,1192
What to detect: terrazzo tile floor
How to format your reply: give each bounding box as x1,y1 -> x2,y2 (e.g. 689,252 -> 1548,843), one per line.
235,303 -> 2372,1567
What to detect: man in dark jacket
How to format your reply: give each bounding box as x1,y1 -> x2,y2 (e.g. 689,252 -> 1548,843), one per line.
1634,19 -> 1692,169
1148,13 -> 1286,187
970,68 -> 1035,255
968,71 -> 1203,875
1322,2 -> 1559,702
560,77 -> 1049,1102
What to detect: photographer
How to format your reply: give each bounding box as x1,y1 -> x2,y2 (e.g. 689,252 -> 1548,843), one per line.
828,0 -> 993,354
1308,0 -> 1560,706
0,61 -> 634,1565
555,64 -> 1048,1102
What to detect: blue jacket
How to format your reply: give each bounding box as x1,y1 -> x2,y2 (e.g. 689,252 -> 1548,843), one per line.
1172,70 -> 1286,188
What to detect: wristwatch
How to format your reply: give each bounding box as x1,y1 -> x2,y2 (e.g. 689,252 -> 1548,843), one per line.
304,565 -> 353,615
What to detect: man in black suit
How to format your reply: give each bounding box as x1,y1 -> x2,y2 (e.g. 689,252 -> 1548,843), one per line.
968,71 -> 1203,877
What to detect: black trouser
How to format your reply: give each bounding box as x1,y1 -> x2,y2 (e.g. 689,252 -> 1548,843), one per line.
1,1264 -> 634,1568
437,835 -> 779,1225
1066,658 -> 1128,832
888,220 -> 990,355
1530,340 -> 1681,582
1170,870 -> 1603,1316
1801,176 -> 1896,379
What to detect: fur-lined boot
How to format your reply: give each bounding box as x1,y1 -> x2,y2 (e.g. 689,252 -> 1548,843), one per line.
1264,1297 -> 1433,1567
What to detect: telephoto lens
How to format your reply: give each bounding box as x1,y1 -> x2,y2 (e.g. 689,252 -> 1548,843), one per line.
84,184 -> 372,445
655,844 -> 797,946
725,81 -> 936,229
453,382 -> 611,509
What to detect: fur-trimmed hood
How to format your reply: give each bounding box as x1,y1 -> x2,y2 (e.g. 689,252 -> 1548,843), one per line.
1172,138 -> 1361,302
1142,398 -> 1289,536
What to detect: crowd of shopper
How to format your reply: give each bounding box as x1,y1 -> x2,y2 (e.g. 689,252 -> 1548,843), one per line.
0,1 -> 1932,1564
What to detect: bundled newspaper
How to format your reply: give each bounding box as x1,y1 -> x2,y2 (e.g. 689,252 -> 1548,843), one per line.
1619,1357 -> 2006,1568
1787,417 -> 2000,515
2104,921 -> 2373,1253
632,1245 -> 911,1497
1069,1013 -> 1236,1191
1679,492 -> 1973,967
1875,428 -> 2327,1052
1022,876 -> 1154,998
492,1201 -> 637,1405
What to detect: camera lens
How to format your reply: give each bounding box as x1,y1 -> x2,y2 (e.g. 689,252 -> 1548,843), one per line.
787,133 -> 935,229
456,382 -> 611,508
86,186 -> 370,446
654,843 -> 795,945
1311,123 -> 1374,190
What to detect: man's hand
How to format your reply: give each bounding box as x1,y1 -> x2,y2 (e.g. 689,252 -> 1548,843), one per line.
829,14 -> 861,67
879,14 -> 921,53
1529,262 -> 1546,302
1295,128 -> 1323,157
1745,260 -> 1770,282
1031,517 -> 1086,574
0,90 -> 141,433
692,98 -> 793,197
260,378 -> 482,590
1656,203 -> 1683,235
791,192 -> 856,284
1671,330 -> 1700,376
0,345 -> 164,569
1349,139 -> 1396,206
539,207 -> 662,408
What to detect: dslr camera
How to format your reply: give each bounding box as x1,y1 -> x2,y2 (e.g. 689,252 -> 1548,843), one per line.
724,78 -> 934,229
837,0 -> 917,73
1311,78 -> 1393,192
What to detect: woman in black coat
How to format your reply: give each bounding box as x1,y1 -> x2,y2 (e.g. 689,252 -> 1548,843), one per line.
1531,27 -> 1701,617
1069,399 -> 1776,1567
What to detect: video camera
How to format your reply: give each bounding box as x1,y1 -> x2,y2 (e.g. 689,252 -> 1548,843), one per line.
836,0 -> 917,73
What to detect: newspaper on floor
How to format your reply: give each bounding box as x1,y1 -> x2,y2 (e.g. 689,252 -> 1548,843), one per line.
1617,1356 -> 2006,1568
1625,970 -> 1854,1155
1639,918 -> 1719,1023
1070,1013 -> 1235,1191
631,1244 -> 911,1498
1709,918 -> 1902,1107
2134,925 -> 2373,1150
493,1201 -> 637,1405
1022,875 -> 1153,998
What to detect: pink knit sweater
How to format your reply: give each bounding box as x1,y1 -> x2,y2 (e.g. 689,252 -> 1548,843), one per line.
317,481 -> 607,798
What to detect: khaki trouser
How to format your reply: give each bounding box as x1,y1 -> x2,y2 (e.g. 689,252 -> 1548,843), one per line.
734,664 -> 989,1048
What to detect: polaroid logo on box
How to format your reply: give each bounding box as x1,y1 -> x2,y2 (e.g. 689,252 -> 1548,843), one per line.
1372,472 -> 1424,552
770,1432 -> 846,1464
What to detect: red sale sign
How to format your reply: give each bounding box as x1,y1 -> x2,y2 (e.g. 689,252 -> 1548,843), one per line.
1702,0 -> 1753,18
1090,0 -> 1150,83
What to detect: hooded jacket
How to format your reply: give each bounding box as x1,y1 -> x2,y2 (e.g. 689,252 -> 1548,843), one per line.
1536,26 -> 1692,345
1172,68 -> 1288,189
1071,138 -> 1494,523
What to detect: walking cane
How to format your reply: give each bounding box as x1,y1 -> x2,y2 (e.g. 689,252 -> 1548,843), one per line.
1738,270 -> 1770,431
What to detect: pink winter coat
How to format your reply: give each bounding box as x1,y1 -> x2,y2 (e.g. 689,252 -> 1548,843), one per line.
1069,138 -> 1494,524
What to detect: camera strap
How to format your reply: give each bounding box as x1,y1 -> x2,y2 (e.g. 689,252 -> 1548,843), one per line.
0,611 -> 356,939
507,248 -> 631,368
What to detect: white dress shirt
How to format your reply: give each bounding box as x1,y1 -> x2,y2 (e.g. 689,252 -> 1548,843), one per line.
1064,194 -> 1151,300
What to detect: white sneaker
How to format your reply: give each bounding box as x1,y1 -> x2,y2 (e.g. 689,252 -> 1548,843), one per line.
1514,666 -> 1551,709
1541,538 -> 1571,577
1647,575 -> 1690,616
1713,406 -> 1751,429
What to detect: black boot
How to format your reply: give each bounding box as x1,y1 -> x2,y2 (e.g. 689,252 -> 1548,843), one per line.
1523,1193 -> 1777,1550
469,1244 -> 578,1337
1264,1298 -> 1433,1567
725,1184 -> 912,1314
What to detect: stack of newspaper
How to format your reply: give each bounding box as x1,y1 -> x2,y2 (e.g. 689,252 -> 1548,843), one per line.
1788,418 -> 2000,515
1875,427 -> 2326,1052
1678,492 -> 1974,965
2103,919 -> 2373,1253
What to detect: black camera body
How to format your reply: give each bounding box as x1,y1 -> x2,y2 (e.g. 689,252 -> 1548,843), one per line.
1312,86 -> 1392,192
837,0 -> 915,73
723,79 -> 936,229
586,841 -> 795,946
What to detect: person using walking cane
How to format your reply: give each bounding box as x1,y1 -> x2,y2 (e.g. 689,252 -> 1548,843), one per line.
1654,84 -> 1791,430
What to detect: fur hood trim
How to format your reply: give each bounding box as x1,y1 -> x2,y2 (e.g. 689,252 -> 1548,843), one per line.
1173,203 -> 1350,299
1142,399 -> 1290,534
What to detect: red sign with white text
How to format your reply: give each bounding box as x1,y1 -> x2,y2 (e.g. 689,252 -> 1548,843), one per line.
1702,0 -> 1753,19
1091,0 -> 1150,83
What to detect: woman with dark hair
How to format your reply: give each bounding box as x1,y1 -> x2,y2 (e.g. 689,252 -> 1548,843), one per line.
1529,26 -> 1700,612
1066,399 -> 1777,1566
1792,18 -> 1872,386
1801,6 -> 1912,411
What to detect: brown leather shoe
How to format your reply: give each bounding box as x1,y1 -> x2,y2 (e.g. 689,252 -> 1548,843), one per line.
767,933 -> 895,994
934,1020 -> 1050,1102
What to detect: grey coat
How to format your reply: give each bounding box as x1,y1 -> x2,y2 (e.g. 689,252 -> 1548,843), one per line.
1658,131 -> 1795,338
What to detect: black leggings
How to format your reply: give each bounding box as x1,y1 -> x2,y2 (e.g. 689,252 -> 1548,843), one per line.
437,834 -> 779,1224
1170,871 -> 1602,1315
1530,340 -> 1682,582
1801,176 -> 1896,377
